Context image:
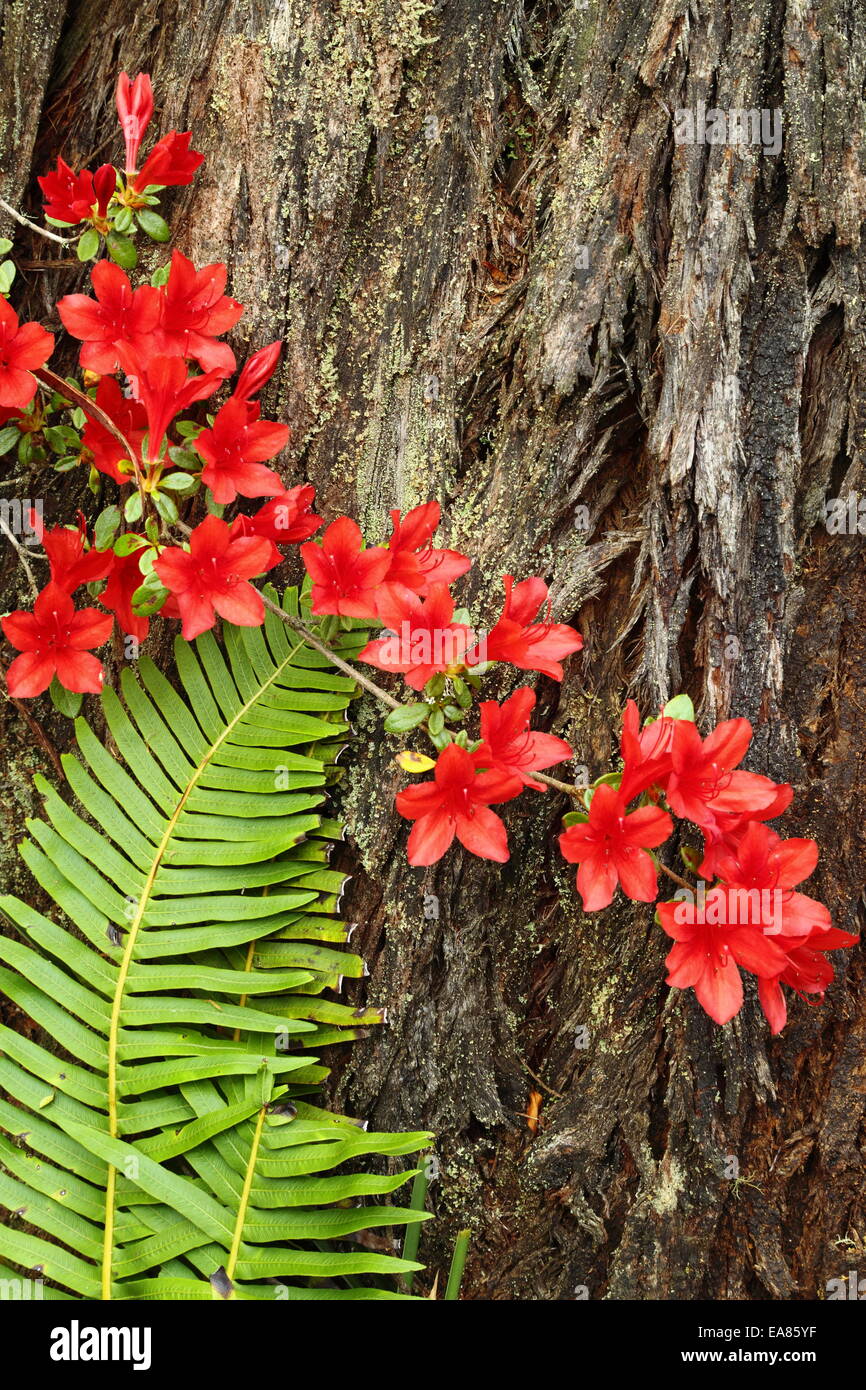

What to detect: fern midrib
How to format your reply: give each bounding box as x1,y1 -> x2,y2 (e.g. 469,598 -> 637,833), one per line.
223,1102 -> 266,1296
103,634 -> 308,1300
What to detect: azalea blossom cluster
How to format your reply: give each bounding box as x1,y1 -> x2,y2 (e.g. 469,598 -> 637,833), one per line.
0,74 -> 320,695
39,72 -> 203,267
558,699 -> 856,1032
299,507 -> 584,862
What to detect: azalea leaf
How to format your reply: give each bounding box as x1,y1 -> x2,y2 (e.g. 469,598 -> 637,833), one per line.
662,694 -> 696,722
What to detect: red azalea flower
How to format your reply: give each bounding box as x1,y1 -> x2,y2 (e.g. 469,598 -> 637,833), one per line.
712,819 -> 831,942
193,396 -> 287,504
81,377 -> 148,484
665,719 -> 790,841
232,487 -> 322,566
155,250 -> 242,375
658,888 -> 791,1027
395,741 -> 522,865
233,340 -> 282,402
559,782 -> 673,911
100,549 -> 150,643
358,583 -> 474,690
37,159 -> 97,224
479,687 -> 572,790
131,131 -> 204,191
0,300 -> 54,409
757,923 -> 859,1034
2,582 -> 113,697
467,574 -> 583,680
115,348 -> 225,462
35,515 -> 114,593
698,781 -> 794,878
58,261 -> 161,375
115,72 -> 154,176
382,501 -> 471,594
618,699 -> 676,802
301,516 -> 391,619
153,513 -> 275,640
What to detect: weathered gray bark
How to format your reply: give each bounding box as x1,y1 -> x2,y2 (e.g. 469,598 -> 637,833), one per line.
1,0 -> 865,1299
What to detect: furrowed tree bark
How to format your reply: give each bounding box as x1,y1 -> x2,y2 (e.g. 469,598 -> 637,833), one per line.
1,0 -> 864,1300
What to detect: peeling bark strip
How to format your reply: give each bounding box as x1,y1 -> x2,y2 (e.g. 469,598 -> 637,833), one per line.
0,0 -> 864,1300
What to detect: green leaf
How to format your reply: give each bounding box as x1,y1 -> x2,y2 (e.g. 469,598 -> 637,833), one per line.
451,675 -> 473,708
168,444 -> 202,468
0,237 -> 12,255
0,424 -> 21,456
76,227 -> 100,261
44,424 -> 80,454
49,678 -> 84,718
136,209 -> 171,241
112,207 -> 134,233
160,471 -> 199,496
152,489 -> 179,524
427,706 -> 445,736
94,505 -> 122,550
106,230 -> 137,269
0,260 -> 15,295
383,702 -> 429,734
113,530 -> 149,557
0,586 -> 432,1301
662,693 -> 696,722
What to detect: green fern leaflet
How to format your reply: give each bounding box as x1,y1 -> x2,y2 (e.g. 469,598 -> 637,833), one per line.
0,586 -> 431,1300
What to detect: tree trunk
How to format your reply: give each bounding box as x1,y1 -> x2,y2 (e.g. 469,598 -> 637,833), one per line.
2,0 -> 864,1301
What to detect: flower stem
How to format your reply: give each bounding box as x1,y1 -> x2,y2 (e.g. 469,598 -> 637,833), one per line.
531,770 -> 586,797
0,196 -> 83,246
0,514 -> 40,597
654,858 -> 694,892
260,594 -> 402,709
34,366 -> 149,518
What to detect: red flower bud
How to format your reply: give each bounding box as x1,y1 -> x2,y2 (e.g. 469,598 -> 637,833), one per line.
93,163 -> 116,219
115,71 -> 154,175
233,340 -> 282,402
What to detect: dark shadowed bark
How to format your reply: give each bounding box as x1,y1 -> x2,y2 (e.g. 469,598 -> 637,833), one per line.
1,0 -> 864,1300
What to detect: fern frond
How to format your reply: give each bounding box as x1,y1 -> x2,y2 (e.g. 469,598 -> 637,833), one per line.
0,586 -> 431,1300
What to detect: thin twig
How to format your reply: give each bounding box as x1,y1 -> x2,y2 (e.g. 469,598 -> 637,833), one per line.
0,196 -> 81,247
655,859 -> 694,893
519,1057 -> 565,1100
0,657 -> 65,779
260,593 -> 402,709
532,769 -> 586,798
34,366 -> 148,516
0,516 -> 40,598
